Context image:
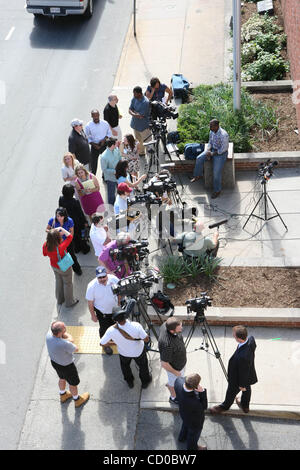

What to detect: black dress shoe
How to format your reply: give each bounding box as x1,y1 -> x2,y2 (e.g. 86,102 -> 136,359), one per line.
211,191 -> 221,199
141,375 -> 152,389
126,379 -> 134,389
103,346 -> 113,355
74,268 -> 83,276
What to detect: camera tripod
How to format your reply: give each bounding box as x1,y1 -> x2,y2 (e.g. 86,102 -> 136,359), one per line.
243,178 -> 288,231
126,290 -> 163,343
184,311 -> 228,381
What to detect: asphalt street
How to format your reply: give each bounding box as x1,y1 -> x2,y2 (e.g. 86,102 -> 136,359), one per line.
0,0 -> 132,450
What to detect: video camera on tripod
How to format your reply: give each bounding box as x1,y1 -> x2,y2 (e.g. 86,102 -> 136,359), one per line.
258,159 -> 278,182
143,174 -> 177,196
111,270 -> 160,297
109,239 -> 149,270
150,100 -> 178,121
127,192 -> 162,206
185,292 -> 212,318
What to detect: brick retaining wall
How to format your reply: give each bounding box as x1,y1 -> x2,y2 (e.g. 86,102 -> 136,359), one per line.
281,0 -> 300,134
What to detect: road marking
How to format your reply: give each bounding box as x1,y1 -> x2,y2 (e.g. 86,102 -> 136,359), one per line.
5,26 -> 15,41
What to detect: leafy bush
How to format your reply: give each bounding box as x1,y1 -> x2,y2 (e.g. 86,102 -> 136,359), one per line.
242,51 -> 290,81
177,83 -> 278,153
240,13 -> 289,81
159,255 -> 186,285
159,253 -> 222,285
241,14 -> 282,43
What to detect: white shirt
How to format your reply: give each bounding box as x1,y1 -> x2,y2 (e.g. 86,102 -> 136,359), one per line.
85,275 -> 119,313
100,320 -> 147,357
89,224 -> 107,257
61,159 -> 80,186
114,194 -> 128,215
85,120 -> 112,144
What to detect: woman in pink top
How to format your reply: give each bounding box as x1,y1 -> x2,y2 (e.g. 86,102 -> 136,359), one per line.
74,164 -> 104,218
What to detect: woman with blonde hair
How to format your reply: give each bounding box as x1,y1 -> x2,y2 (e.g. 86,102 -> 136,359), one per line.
74,164 -> 104,217
61,152 -> 80,186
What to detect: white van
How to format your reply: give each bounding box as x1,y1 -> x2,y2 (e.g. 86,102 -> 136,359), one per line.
25,0 -> 93,18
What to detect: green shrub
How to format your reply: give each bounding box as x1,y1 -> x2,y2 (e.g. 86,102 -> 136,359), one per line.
242,51 -> 290,81
240,13 -> 288,81
159,255 -> 186,285
177,83 -> 278,153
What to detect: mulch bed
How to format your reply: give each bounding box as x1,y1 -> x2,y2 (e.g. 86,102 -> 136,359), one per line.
165,267 -> 300,308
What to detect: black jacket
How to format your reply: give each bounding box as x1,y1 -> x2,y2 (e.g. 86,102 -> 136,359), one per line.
68,128 -> 90,165
228,336 -> 258,388
174,377 -> 207,430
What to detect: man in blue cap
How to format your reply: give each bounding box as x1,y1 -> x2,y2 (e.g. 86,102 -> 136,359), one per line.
85,266 -> 120,355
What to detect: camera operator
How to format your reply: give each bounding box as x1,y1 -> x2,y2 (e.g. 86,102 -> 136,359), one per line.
99,306 -> 152,389
86,266 -> 120,355
176,220 -> 219,259
98,231 -> 132,279
145,77 -> 173,105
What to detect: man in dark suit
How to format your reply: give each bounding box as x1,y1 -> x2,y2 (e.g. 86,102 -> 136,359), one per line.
210,325 -> 257,415
174,373 -> 208,451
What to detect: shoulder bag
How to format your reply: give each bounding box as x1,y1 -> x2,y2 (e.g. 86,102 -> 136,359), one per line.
56,247 -> 74,272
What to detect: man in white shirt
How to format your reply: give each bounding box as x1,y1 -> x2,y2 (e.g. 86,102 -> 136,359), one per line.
86,266 -> 120,354
100,306 -> 152,389
89,213 -> 110,258
85,109 -> 112,176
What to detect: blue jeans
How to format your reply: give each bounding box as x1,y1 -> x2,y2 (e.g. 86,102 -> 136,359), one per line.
193,150 -> 228,193
106,180 -> 117,206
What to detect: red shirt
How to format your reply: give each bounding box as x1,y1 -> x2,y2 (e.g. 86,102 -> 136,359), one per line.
43,234 -> 73,269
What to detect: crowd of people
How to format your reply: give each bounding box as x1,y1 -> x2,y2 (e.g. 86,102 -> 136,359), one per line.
42,80 -> 255,451
43,79 -> 173,408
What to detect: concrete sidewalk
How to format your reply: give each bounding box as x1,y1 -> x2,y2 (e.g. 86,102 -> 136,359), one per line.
19,0 -> 300,451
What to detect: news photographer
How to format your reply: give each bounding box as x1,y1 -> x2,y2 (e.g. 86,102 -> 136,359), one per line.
175,220 -> 219,259
98,231 -> 132,279
86,266 -> 120,355
114,182 -> 143,238
99,306 -> 152,389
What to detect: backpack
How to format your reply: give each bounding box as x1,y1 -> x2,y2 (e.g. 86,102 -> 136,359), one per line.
171,74 -> 190,103
184,143 -> 205,160
151,291 -> 174,314
167,131 -> 180,144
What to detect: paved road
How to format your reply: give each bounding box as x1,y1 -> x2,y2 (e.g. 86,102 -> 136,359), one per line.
0,0 -> 131,450
136,410 -> 300,451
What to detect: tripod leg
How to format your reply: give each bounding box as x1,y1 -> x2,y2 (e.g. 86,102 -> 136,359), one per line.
243,192 -> 264,229
266,193 -> 288,231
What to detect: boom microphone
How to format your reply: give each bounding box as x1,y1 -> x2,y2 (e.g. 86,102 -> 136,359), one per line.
208,219 -> 228,229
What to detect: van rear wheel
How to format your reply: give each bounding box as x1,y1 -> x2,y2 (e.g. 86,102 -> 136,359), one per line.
84,0 -> 93,18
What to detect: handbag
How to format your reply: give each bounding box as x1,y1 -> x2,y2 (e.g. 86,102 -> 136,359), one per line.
56,247 -> 74,272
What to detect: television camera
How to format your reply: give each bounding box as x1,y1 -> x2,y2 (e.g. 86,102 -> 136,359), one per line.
150,100 -> 178,121
109,239 -> 149,271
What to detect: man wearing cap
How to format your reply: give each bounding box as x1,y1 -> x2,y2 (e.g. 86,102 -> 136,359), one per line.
68,119 -> 90,170
85,109 -> 112,176
176,221 -> 219,259
100,306 -> 152,389
86,266 -> 120,355
98,231 -> 132,279
100,138 -> 122,206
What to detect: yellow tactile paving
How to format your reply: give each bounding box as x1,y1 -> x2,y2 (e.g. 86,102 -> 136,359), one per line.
66,326 -> 118,355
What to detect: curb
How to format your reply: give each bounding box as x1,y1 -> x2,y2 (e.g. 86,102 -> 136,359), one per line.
140,401 -> 300,421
